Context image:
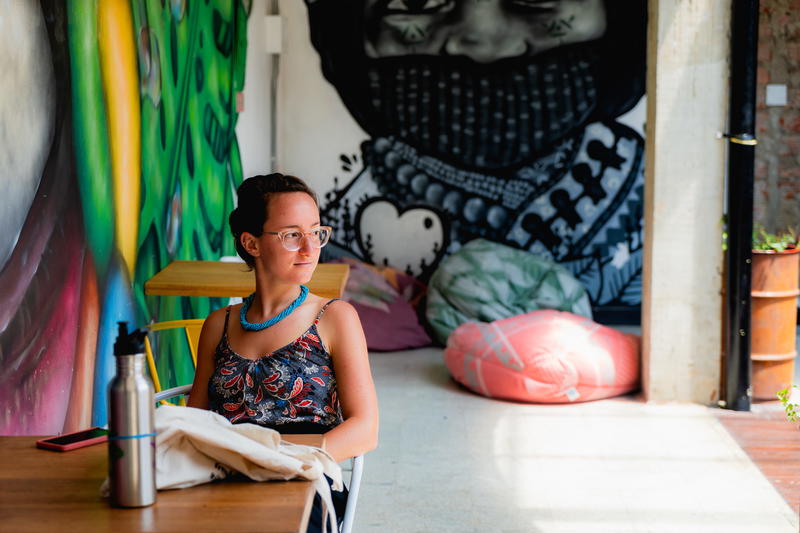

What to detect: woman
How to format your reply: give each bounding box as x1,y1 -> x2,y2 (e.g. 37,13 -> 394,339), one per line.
188,173 -> 378,531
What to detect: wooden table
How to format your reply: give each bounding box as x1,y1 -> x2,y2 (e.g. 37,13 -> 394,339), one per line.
0,435 -> 324,533
144,261 -> 350,299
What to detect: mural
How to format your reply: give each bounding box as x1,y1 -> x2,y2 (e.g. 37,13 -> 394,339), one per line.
131,0 -> 248,397
0,0 -> 248,435
0,0 -> 87,435
305,0 -> 647,314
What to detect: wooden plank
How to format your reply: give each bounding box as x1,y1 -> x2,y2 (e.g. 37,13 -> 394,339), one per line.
0,434 -> 324,532
715,405 -> 800,512
144,261 -> 349,299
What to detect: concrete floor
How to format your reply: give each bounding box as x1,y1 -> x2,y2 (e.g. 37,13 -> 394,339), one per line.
352,346 -> 799,533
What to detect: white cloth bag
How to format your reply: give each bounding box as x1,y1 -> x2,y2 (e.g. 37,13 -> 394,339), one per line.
155,405 -> 342,532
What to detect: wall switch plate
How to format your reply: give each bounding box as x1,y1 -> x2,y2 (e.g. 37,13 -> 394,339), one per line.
765,84 -> 787,106
265,15 -> 282,54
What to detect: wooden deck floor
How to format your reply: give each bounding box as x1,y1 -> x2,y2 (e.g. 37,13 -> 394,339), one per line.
714,401 -> 800,514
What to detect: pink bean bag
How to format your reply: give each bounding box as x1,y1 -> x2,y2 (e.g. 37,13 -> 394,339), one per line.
444,310 -> 640,403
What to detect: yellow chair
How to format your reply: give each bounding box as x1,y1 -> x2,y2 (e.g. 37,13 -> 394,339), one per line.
144,319 -> 205,405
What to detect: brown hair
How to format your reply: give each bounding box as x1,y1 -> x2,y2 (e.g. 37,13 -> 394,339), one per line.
229,173 -> 319,267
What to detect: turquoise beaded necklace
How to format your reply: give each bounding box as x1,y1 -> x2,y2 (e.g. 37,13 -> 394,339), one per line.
240,285 -> 309,331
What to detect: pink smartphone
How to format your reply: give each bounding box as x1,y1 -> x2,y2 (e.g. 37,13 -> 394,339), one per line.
36,427 -> 109,452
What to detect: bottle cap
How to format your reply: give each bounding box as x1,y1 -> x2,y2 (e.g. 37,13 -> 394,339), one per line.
113,322 -> 147,356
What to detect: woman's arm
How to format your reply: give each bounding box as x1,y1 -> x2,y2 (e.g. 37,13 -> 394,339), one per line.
186,307 -> 227,410
320,300 -> 379,462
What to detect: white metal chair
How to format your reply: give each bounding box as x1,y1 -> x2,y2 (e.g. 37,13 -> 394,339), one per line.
154,385 -> 364,533
341,454 -> 364,533
154,384 -> 193,403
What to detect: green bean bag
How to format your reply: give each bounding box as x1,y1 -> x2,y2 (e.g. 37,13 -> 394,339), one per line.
426,239 -> 593,345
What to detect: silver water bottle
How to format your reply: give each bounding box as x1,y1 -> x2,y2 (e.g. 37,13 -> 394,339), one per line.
108,322 -> 156,507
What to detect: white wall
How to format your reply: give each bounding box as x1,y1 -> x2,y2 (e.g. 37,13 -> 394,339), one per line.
237,0 -> 367,195
235,0 -> 273,180
275,0 -> 367,195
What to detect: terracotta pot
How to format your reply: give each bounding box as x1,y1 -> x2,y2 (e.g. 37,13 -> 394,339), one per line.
750,247 -> 800,400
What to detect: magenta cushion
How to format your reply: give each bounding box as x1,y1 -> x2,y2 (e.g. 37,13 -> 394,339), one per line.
332,259 -> 431,351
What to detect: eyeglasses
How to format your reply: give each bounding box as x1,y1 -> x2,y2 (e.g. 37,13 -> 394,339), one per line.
264,226 -> 333,251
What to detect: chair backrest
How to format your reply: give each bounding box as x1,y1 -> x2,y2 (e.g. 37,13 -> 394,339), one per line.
154,384 -> 193,404
144,319 -> 205,405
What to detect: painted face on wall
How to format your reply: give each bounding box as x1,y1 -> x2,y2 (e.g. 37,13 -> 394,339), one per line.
0,1 -> 91,435
359,0 -> 608,169
306,0 -> 646,172
362,0 -> 606,61
0,2 -> 56,270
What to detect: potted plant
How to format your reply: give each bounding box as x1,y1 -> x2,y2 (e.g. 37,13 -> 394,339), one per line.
750,226 -> 799,400
778,385 -> 798,421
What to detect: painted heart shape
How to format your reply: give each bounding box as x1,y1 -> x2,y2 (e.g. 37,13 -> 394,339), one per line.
355,199 -> 447,278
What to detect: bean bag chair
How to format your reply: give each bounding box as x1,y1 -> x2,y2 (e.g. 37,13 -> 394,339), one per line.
426,239 -> 592,345
331,258 -> 431,351
444,310 -> 640,403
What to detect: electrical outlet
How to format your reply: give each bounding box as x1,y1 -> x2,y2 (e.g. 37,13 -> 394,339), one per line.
765,84 -> 787,107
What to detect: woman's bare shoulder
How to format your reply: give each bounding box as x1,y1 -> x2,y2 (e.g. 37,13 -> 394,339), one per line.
305,292 -> 351,317
207,304 -> 232,322
319,299 -> 363,341
323,298 -> 359,321
202,305 -> 234,336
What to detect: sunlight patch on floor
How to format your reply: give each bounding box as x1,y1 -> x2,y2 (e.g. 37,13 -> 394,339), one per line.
354,347 -> 798,533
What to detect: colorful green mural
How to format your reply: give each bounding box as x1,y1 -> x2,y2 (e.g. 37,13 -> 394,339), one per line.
131,0 -> 248,396
0,0 -> 249,435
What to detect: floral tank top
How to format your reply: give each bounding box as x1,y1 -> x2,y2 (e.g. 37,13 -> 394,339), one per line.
208,300 -> 343,433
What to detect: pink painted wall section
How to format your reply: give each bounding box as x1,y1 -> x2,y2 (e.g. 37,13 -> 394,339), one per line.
755,0 -> 800,233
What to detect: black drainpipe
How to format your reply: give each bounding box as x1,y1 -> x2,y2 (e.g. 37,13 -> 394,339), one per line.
722,0 -> 759,412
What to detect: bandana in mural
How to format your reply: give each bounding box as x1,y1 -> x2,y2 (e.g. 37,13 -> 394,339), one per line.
363,44 -> 599,170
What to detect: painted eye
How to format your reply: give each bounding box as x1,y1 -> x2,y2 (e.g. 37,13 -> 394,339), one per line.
384,0 -> 454,15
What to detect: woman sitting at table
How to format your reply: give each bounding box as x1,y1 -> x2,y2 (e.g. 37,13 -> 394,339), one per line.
188,173 -> 378,532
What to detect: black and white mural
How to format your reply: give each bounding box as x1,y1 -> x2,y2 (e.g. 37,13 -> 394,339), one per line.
304,0 -> 647,314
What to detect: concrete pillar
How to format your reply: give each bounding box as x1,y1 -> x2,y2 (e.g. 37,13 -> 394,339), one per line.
642,0 -> 731,403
